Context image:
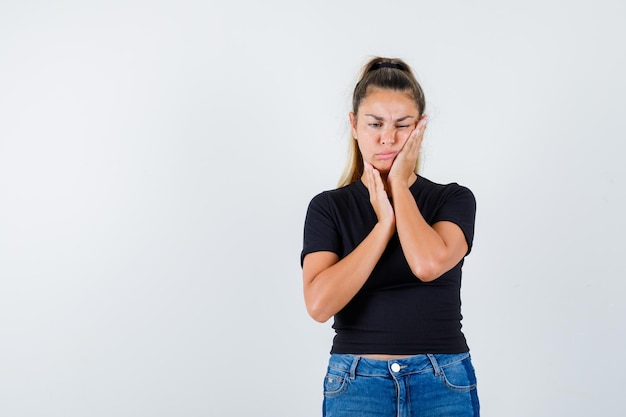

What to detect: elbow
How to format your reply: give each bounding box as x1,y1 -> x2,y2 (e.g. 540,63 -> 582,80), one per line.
411,268 -> 440,283
303,281 -> 334,323
305,298 -> 333,323
408,257 -> 443,283
307,305 -> 332,323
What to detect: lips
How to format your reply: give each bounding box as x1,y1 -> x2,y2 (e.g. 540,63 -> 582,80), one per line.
376,152 -> 397,160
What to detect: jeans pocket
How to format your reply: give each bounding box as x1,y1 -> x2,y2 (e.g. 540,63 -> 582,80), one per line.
323,368 -> 349,398
440,355 -> 478,393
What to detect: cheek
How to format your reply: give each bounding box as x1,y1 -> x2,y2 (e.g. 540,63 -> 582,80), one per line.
355,138 -> 376,161
355,130 -> 373,149
355,123 -> 371,138
355,139 -> 367,156
398,130 -> 412,145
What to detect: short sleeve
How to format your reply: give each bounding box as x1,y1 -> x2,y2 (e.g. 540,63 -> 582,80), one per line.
301,192 -> 342,266
432,185 -> 477,255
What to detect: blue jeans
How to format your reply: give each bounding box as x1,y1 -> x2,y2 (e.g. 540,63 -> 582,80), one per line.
323,353 -> 479,417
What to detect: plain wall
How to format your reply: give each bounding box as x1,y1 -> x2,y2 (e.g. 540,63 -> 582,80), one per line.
1,1 -> 625,416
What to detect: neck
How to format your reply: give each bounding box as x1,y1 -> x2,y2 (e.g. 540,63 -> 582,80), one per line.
361,172 -> 392,194
360,172 -> 418,195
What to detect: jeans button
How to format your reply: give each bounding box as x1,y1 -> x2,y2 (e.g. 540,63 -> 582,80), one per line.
391,363 -> 401,372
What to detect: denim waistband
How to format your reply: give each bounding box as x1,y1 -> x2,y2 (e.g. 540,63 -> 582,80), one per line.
328,352 -> 470,379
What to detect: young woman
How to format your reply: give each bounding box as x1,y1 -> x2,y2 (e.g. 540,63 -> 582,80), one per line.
301,57 -> 480,416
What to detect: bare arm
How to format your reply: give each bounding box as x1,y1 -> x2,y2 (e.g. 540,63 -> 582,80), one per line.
388,117 -> 468,282
389,184 -> 468,282
302,165 -> 395,323
302,223 -> 393,323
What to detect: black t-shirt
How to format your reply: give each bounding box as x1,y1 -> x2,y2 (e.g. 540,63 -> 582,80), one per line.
301,176 -> 476,354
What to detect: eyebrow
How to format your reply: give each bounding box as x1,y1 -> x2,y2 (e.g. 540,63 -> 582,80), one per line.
364,114 -> 415,122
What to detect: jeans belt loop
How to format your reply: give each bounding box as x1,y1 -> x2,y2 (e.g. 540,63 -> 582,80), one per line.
426,354 -> 442,376
349,355 -> 360,380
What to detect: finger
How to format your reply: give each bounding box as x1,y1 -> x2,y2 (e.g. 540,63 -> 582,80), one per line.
407,116 -> 428,151
416,114 -> 429,132
371,168 -> 387,199
369,166 -> 379,191
402,129 -> 422,157
397,116 -> 426,154
414,116 -> 429,137
410,115 -> 429,141
368,165 -> 381,195
372,169 -> 383,191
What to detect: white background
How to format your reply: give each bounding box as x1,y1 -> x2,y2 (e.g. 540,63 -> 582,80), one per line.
1,1 -> 625,416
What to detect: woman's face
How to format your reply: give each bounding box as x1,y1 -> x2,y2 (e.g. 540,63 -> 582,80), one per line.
350,87 -> 420,174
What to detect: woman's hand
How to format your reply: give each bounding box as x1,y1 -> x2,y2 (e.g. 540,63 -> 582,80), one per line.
388,115 -> 428,187
363,161 -> 395,230
303,161 -> 398,323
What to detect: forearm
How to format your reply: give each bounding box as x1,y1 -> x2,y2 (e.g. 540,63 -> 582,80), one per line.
390,182 -> 449,282
304,221 -> 394,322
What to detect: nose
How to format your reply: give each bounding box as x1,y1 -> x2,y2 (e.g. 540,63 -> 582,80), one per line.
381,128 -> 396,145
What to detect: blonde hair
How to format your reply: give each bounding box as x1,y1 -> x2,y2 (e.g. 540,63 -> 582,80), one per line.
337,57 -> 426,188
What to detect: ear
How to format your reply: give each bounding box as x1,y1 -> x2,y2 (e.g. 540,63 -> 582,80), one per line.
349,112 -> 358,139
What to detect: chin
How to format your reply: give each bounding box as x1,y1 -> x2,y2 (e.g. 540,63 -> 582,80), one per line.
373,163 -> 392,173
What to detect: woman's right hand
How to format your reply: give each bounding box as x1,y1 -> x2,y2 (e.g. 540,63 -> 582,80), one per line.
302,163 -> 397,323
364,161 -> 395,231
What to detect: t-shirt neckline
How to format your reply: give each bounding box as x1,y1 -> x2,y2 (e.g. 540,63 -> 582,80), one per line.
355,175 -> 422,197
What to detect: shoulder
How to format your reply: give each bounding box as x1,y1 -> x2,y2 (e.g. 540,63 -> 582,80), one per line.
416,176 -> 477,251
415,176 -> 475,206
307,181 -> 365,210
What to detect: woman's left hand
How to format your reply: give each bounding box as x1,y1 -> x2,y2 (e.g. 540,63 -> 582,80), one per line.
388,115 -> 428,186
